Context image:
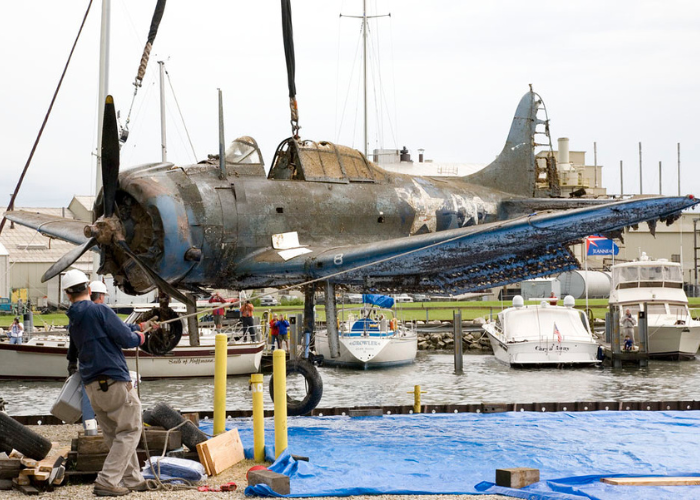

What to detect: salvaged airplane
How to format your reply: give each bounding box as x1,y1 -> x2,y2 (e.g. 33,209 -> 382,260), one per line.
5,89 -> 696,308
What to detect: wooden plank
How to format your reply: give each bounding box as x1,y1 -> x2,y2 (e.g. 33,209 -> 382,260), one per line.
77,435 -> 109,455
12,475 -> 30,486
0,458 -> 21,479
20,458 -> 38,468
78,430 -> 181,455
496,467 -> 540,489
140,429 -> 182,452
37,446 -> 70,472
196,429 -> 244,476
601,476 -> 700,486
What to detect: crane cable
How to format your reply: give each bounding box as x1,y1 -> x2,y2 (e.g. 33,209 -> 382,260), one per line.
120,0 -> 167,145
281,0 -> 300,138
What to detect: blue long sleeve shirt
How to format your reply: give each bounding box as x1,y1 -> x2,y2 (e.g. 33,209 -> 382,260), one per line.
66,300 -> 142,384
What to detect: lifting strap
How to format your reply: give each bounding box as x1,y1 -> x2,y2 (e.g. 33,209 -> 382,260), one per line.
121,0 -> 168,145
281,0 -> 300,138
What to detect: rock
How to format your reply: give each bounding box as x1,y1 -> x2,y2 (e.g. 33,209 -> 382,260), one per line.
473,317 -> 486,326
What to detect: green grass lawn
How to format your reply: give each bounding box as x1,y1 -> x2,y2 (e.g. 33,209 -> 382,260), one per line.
4,297 -> 700,328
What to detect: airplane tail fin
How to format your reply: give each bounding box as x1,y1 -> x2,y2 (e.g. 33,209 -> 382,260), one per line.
465,86 -> 559,198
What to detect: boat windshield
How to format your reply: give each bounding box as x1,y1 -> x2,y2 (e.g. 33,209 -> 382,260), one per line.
613,263 -> 683,289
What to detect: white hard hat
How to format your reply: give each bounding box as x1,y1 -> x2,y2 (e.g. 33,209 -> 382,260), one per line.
62,269 -> 90,291
89,281 -> 109,295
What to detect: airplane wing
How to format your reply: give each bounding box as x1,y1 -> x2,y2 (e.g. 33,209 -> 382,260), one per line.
3,210 -> 90,246
234,196 -> 697,293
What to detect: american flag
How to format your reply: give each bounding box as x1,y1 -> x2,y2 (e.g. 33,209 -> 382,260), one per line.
553,322 -> 562,343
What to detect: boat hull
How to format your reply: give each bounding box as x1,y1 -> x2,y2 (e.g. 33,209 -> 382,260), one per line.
0,337 -> 264,380
484,328 -> 600,367
315,332 -> 417,368
645,324 -> 700,360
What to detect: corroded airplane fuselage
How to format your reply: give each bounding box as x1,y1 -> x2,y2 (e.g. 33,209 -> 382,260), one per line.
109,155 -> 507,294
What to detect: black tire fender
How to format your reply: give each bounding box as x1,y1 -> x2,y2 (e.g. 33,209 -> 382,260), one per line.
0,413 -> 52,460
269,359 -> 323,416
148,403 -> 208,451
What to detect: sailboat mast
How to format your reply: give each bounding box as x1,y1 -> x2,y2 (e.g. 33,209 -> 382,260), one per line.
96,0 -> 110,196
158,61 -> 167,162
362,0 -> 368,158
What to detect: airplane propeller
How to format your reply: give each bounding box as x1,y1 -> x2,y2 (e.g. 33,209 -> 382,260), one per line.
42,96 -> 192,306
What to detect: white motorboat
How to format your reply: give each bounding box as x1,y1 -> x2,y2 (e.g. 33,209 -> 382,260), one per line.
609,252 -> 700,359
483,295 -> 600,367
0,306 -> 264,380
315,294 -> 417,368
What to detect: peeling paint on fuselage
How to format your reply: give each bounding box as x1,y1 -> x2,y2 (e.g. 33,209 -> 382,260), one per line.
114,160 -> 509,292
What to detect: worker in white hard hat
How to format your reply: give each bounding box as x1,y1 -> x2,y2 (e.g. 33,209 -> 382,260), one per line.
89,280 -> 109,301
62,269 -> 151,496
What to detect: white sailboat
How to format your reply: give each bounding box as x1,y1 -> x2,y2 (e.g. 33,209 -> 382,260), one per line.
315,294 -> 417,368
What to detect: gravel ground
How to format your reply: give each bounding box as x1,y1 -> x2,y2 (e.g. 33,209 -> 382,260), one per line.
3,424 -> 509,499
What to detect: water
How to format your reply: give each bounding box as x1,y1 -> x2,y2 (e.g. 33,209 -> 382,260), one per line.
4,352 -> 700,416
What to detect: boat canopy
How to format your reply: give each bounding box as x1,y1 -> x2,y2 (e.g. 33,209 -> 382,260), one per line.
612,262 -> 683,290
362,294 -> 394,308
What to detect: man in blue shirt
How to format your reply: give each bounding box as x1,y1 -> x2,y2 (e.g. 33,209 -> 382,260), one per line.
276,316 -> 290,351
63,270 -> 150,496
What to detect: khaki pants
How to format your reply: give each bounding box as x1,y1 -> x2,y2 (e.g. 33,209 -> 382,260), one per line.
85,380 -> 144,489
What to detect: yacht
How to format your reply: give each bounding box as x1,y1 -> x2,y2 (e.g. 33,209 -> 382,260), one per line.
609,253 -> 700,359
483,295 -> 600,366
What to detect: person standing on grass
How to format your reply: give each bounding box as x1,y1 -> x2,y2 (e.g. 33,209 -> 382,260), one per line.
269,313 -> 279,349
276,315 -> 290,351
241,300 -> 255,342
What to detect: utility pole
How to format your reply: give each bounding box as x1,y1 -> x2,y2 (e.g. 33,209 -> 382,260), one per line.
638,142 -> 643,194
620,160 -> 623,197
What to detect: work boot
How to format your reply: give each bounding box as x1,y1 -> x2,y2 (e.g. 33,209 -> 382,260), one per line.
124,480 -> 149,492
93,482 -> 130,496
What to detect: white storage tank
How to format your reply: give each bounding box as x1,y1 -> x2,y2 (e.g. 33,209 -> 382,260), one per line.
520,278 -> 560,300
556,270 -> 612,299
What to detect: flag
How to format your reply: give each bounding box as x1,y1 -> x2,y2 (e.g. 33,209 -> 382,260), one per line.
553,322 -> 562,343
586,235 -> 619,256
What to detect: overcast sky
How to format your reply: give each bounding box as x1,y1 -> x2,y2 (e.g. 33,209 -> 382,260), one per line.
1,0 -> 698,207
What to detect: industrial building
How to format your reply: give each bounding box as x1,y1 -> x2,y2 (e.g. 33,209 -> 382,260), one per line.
0,198 -> 94,308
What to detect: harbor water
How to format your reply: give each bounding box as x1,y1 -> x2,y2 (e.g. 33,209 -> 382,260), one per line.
5,351 -> 700,416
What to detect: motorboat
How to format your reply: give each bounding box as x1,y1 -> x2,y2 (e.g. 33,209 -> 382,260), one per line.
609,252 -> 700,359
0,305 -> 264,380
483,295 -> 601,367
315,294 -> 417,368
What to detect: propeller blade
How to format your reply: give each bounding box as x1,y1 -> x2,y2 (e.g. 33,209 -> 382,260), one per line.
42,237 -> 97,283
116,240 -> 193,306
101,96 -> 120,218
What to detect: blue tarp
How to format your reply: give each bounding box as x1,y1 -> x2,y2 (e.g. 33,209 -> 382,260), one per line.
200,411 -> 700,498
362,294 -> 394,309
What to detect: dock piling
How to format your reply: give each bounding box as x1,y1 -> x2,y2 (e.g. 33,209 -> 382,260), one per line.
273,350 -> 288,458
250,373 -> 265,462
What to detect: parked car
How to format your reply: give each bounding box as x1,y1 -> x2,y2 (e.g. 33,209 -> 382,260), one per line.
345,293 -> 363,304
411,294 -> 430,302
394,294 -> 413,303
259,296 -> 280,306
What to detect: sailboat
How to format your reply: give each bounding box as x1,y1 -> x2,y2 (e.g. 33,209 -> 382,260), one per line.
315,294 -> 418,368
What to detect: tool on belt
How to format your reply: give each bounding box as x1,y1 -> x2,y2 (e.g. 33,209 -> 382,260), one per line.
97,379 -> 132,392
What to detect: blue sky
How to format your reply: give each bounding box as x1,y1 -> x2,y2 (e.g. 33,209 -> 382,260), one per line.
1,0 -> 698,206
